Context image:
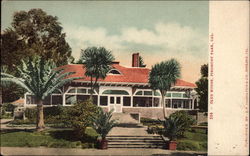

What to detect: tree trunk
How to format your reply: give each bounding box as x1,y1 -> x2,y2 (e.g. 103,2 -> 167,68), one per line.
89,76 -> 93,101
161,90 -> 166,118
36,100 -> 45,132
0,87 -> 2,116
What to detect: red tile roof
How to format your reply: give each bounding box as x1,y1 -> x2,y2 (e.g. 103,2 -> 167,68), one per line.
11,98 -> 24,105
60,64 -> 196,88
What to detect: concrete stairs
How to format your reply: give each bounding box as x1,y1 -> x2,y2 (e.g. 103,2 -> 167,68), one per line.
107,135 -> 165,148
108,113 -> 165,149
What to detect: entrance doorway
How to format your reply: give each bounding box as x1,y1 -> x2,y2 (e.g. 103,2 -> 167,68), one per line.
109,96 -> 122,113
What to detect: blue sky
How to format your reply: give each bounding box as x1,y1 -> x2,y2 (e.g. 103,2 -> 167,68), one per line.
2,1 -> 208,83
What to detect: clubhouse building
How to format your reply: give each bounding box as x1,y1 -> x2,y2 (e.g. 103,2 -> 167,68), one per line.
24,53 -> 199,118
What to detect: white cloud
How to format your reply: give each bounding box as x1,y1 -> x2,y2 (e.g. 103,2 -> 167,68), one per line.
64,22 -> 207,59
63,22 -> 207,82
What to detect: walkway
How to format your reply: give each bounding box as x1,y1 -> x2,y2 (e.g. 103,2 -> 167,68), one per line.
1,147 -> 207,156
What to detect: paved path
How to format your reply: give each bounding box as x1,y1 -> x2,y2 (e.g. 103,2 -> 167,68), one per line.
1,147 -> 207,156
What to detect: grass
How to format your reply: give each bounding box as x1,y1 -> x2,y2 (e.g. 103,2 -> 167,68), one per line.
177,128 -> 207,151
1,128 -> 99,148
8,119 -> 71,128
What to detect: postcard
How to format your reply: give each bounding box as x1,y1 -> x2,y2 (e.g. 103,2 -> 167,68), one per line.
0,1 -> 249,156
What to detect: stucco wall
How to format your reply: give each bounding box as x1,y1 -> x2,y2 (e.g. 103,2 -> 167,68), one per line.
122,107 -> 207,123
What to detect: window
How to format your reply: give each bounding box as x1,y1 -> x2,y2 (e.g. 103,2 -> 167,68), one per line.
133,97 -> 152,107
77,95 -> 89,103
102,90 -> 129,95
165,99 -> 171,108
165,93 -> 171,97
43,96 -> 51,105
144,91 -> 152,96
52,95 -> 62,105
66,95 -> 77,105
123,97 -> 131,106
116,97 -> 121,104
153,98 -> 160,107
100,96 -> 108,106
108,69 -> 121,75
68,88 -> 76,93
154,91 -> 161,96
172,93 -> 182,98
77,88 -> 87,94
110,97 -> 114,104
183,93 -> 189,98
135,91 -> 143,95
26,95 -> 36,104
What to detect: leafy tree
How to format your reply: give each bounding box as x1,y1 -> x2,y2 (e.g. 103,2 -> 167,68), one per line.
1,56 -> 80,131
79,47 -> 115,99
1,9 -> 73,103
139,56 -> 146,67
149,59 -> 181,118
1,8 -> 72,67
195,64 -> 208,112
65,99 -> 99,139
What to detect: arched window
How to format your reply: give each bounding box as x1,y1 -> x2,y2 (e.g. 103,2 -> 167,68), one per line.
102,90 -> 129,95
133,90 -> 161,107
107,69 -> 122,75
65,87 -> 97,105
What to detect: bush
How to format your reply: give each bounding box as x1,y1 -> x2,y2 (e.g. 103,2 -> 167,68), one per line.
65,99 -> 99,139
177,140 -> 201,151
168,111 -> 196,136
2,103 -> 16,115
199,122 -> 208,126
141,117 -> 162,126
24,106 -> 70,126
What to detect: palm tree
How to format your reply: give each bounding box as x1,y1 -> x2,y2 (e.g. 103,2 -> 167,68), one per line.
79,47 -> 115,99
1,56 -> 81,131
91,109 -> 117,149
149,59 -> 181,118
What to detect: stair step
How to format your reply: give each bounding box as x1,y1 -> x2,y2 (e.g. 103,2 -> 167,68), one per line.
108,140 -> 163,143
108,144 -> 165,148
108,138 -> 162,141
107,135 -> 161,137
108,143 -> 165,145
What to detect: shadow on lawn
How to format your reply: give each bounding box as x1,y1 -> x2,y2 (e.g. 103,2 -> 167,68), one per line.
49,129 -> 79,141
116,123 -> 144,128
0,128 -> 35,134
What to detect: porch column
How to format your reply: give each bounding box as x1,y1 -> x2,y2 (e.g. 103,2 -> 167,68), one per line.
170,98 -> 173,108
191,98 -> 195,110
97,95 -> 100,106
62,93 -> 65,106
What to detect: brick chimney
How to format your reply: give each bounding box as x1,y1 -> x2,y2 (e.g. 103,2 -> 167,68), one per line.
132,53 -> 140,67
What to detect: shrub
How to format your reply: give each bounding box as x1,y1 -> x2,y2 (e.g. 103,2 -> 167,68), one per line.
199,122 -> 208,126
141,117 -> 162,126
24,106 -> 70,126
168,111 -> 195,136
162,116 -> 184,141
177,140 -> 200,151
91,109 -> 117,140
65,99 -> 99,139
2,103 -> 16,115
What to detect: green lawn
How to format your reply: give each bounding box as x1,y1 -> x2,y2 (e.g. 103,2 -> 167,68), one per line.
1,128 -> 98,148
177,128 -> 207,151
